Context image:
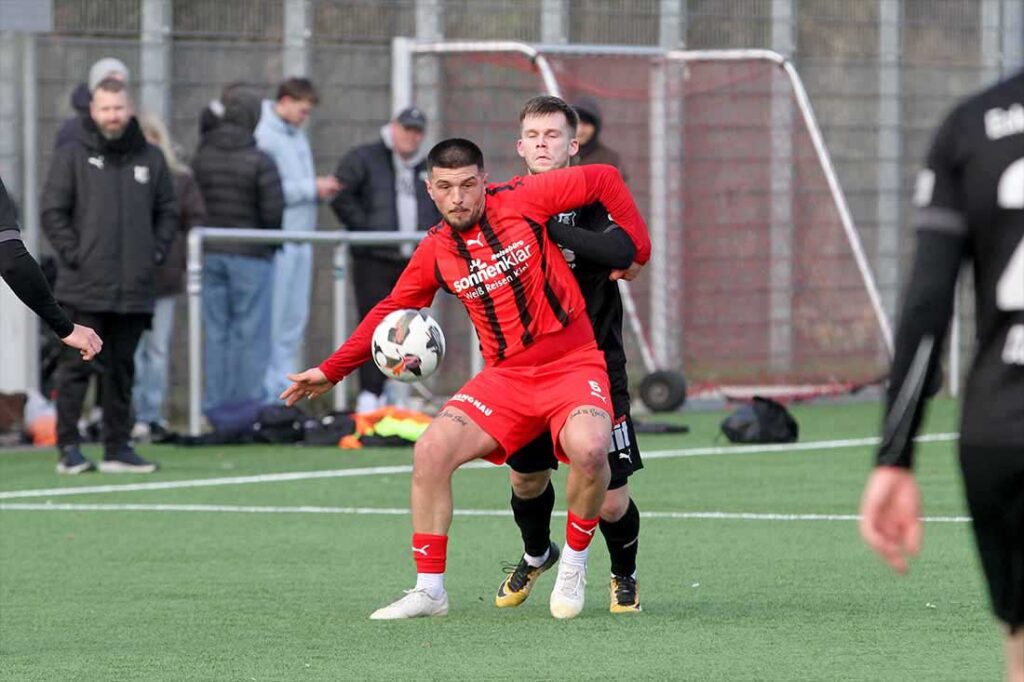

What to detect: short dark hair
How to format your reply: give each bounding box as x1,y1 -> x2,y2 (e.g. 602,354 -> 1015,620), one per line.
519,95 -> 578,134
94,77 -> 128,96
427,138 -> 485,172
277,77 -> 319,105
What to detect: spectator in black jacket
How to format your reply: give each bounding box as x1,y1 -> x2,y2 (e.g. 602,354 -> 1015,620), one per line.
192,87 -> 284,414
41,78 -> 178,474
330,106 -> 440,412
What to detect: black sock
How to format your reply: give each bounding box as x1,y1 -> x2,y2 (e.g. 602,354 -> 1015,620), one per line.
600,498 -> 640,578
510,481 -> 555,558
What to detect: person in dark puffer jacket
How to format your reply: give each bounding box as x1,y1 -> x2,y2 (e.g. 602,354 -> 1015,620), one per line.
192,87 -> 284,414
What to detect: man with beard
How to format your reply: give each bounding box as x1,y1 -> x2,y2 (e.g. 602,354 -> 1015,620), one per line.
41,78 -> 177,474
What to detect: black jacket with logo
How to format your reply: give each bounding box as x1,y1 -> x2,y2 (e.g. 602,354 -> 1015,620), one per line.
330,140 -> 439,262
41,117 -> 179,314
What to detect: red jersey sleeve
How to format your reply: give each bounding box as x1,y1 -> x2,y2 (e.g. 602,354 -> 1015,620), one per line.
318,236 -> 440,384
510,164 -> 651,264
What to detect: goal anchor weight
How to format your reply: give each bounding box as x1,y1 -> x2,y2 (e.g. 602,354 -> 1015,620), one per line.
639,369 -> 688,413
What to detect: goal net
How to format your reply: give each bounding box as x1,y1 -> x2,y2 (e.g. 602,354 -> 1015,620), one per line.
397,42 -> 892,400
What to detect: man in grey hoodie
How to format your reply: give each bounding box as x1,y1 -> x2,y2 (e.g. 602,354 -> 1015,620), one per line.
330,107 -> 440,413
257,78 -> 341,401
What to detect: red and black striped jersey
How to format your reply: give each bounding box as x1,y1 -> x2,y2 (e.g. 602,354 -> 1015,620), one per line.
319,164 -> 649,383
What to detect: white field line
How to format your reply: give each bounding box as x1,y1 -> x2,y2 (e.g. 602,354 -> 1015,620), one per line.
641,431 -> 956,461
0,432 -> 958,501
0,502 -> 971,523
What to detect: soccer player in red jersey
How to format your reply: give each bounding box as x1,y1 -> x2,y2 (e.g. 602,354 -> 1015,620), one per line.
282,137 -> 650,620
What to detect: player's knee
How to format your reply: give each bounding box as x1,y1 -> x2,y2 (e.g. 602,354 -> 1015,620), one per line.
565,430 -> 610,469
412,432 -> 455,479
510,470 -> 550,499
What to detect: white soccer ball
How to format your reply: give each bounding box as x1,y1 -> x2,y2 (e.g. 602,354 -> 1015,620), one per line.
371,309 -> 446,383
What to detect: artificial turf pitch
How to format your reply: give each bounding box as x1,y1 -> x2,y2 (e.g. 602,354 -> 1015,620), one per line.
0,398 -> 1003,680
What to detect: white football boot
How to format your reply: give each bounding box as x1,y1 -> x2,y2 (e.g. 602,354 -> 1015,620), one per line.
369,588 -> 449,620
549,563 -> 587,619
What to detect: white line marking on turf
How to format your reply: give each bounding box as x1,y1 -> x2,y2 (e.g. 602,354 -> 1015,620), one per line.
641,432 -> 956,461
0,463 -> 486,500
0,432 -> 958,501
0,502 -> 970,523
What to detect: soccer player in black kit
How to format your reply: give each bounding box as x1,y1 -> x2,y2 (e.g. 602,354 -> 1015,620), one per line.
859,72 -> 1024,681
495,96 -> 646,613
0,175 -> 102,371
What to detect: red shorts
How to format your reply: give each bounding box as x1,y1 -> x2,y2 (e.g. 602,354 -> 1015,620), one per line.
443,323 -> 611,465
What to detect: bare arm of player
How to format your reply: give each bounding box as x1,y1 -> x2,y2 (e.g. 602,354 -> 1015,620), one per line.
859,466 -> 922,574
517,164 -> 651,264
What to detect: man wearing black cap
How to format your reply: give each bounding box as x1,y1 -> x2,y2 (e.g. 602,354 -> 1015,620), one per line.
330,107 -> 440,413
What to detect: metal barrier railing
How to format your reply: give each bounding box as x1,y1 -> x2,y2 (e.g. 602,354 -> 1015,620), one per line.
186,227 -> 430,437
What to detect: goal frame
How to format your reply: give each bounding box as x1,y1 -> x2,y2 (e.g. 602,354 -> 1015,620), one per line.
392,38 -> 894,393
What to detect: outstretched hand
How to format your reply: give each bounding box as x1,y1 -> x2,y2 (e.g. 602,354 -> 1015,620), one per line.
610,261 -> 644,282
280,367 -> 333,406
858,466 -> 923,574
61,324 -> 103,361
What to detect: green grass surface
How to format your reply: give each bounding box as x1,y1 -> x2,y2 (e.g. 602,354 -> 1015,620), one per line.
0,398 -> 1003,680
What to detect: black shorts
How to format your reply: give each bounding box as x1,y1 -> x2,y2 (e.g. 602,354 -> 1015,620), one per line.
958,444 -> 1024,632
505,387 -> 643,491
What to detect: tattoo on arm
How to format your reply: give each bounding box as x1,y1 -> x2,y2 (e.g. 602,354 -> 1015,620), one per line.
436,409 -> 470,427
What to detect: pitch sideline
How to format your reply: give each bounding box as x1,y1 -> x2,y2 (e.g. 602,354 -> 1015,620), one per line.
0,432 -> 958,501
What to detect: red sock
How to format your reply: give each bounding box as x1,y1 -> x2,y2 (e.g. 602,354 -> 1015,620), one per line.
411,533 -> 448,573
565,511 -> 600,551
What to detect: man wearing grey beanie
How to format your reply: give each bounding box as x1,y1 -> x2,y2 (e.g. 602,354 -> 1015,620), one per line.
55,57 -> 131,150
87,57 -> 129,92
